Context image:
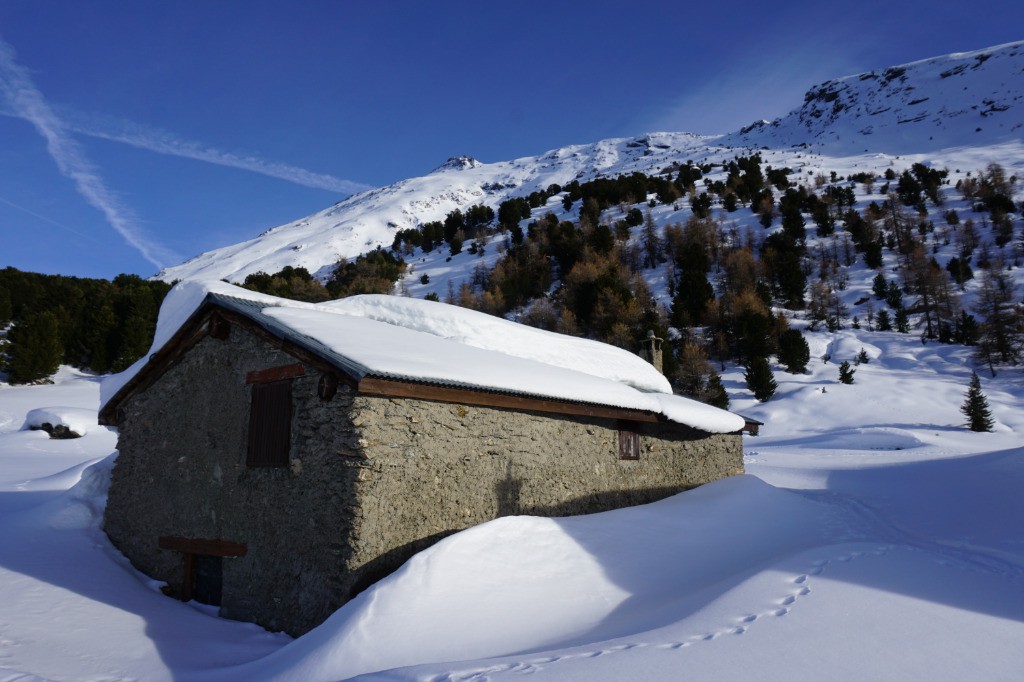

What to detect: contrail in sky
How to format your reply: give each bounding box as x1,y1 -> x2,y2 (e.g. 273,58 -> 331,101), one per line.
61,112 -> 373,195
0,37 -> 176,269
0,194 -> 100,243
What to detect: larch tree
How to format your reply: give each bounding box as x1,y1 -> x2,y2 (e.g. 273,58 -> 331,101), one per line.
973,259 -> 1024,376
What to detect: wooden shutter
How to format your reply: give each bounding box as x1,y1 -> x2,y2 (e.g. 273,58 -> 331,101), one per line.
247,379 -> 293,467
618,426 -> 640,460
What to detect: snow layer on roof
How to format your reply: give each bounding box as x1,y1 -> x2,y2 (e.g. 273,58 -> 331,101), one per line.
322,294 -> 673,394
101,281 -> 744,434
653,393 -> 745,432
265,307 -> 663,414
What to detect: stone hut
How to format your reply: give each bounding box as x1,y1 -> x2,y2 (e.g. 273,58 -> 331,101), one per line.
100,282 -> 745,636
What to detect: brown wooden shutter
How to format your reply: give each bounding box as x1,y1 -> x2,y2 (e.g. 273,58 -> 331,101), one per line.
247,379 -> 293,467
618,427 -> 640,460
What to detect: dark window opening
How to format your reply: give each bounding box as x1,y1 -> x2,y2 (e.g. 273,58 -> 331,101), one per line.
193,554 -> 223,606
618,427 -> 640,460
158,537 -> 246,605
247,379 -> 293,467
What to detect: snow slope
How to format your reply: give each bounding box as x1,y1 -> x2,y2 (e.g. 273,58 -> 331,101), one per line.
2,328 -> 1023,681
217,330 -> 1024,682
729,41 -> 1024,154
0,369 -> 289,681
155,41 -> 1024,286
154,133 -> 712,283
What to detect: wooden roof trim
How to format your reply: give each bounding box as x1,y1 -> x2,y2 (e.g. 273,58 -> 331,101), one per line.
357,376 -> 662,423
98,299 -> 360,425
100,296 -> 673,428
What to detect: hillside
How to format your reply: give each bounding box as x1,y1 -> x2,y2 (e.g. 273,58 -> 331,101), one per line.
156,40 -> 1024,287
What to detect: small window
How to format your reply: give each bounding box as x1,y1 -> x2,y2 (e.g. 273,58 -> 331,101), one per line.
158,536 -> 246,605
193,554 -> 223,606
247,379 -> 293,467
618,427 -> 640,460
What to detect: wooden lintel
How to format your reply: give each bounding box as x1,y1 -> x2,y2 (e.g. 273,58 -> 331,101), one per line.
246,363 -> 306,385
357,376 -> 661,423
159,536 -> 248,558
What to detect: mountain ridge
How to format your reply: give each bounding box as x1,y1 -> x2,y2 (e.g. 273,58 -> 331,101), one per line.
156,40 -> 1024,285
728,39 -> 1024,153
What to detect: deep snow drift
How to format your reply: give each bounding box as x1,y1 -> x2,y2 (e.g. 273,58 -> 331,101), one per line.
2,325 -> 1023,680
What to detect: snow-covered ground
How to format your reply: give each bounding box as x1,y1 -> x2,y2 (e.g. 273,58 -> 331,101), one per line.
2,325 -> 1022,680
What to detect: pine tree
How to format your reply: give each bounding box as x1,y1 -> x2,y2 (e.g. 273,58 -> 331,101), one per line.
960,371 -> 994,432
777,328 -> 810,373
744,356 -> 777,402
6,311 -> 62,384
895,307 -> 910,333
704,371 -> 730,409
0,286 -> 11,325
838,360 -> 856,384
872,272 -> 887,300
876,309 -> 892,331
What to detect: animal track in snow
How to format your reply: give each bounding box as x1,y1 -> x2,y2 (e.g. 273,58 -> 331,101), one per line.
431,545 -> 894,681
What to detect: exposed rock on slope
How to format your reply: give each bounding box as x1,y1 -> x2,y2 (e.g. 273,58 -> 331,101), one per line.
728,41 -> 1024,154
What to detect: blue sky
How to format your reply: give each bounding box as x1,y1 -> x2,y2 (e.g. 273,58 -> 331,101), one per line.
1,1 -> 1022,280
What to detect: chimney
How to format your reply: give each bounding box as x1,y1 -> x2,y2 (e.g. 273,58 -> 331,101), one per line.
638,329 -> 664,374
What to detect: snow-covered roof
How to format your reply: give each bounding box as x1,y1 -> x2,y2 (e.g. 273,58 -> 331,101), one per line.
101,281 -> 745,434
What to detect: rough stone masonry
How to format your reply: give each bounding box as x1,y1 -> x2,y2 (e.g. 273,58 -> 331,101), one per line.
104,318 -> 742,635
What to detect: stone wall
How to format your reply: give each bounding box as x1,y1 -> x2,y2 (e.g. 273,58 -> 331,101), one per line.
345,396 -> 742,595
103,321 -> 364,634
104,315 -> 743,636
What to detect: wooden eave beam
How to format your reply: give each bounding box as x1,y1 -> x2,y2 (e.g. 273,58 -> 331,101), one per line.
357,376 -> 662,423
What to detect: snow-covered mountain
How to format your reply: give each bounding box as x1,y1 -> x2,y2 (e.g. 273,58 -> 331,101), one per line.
154,132 -> 715,283
157,40 -> 1024,286
728,41 -> 1024,154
